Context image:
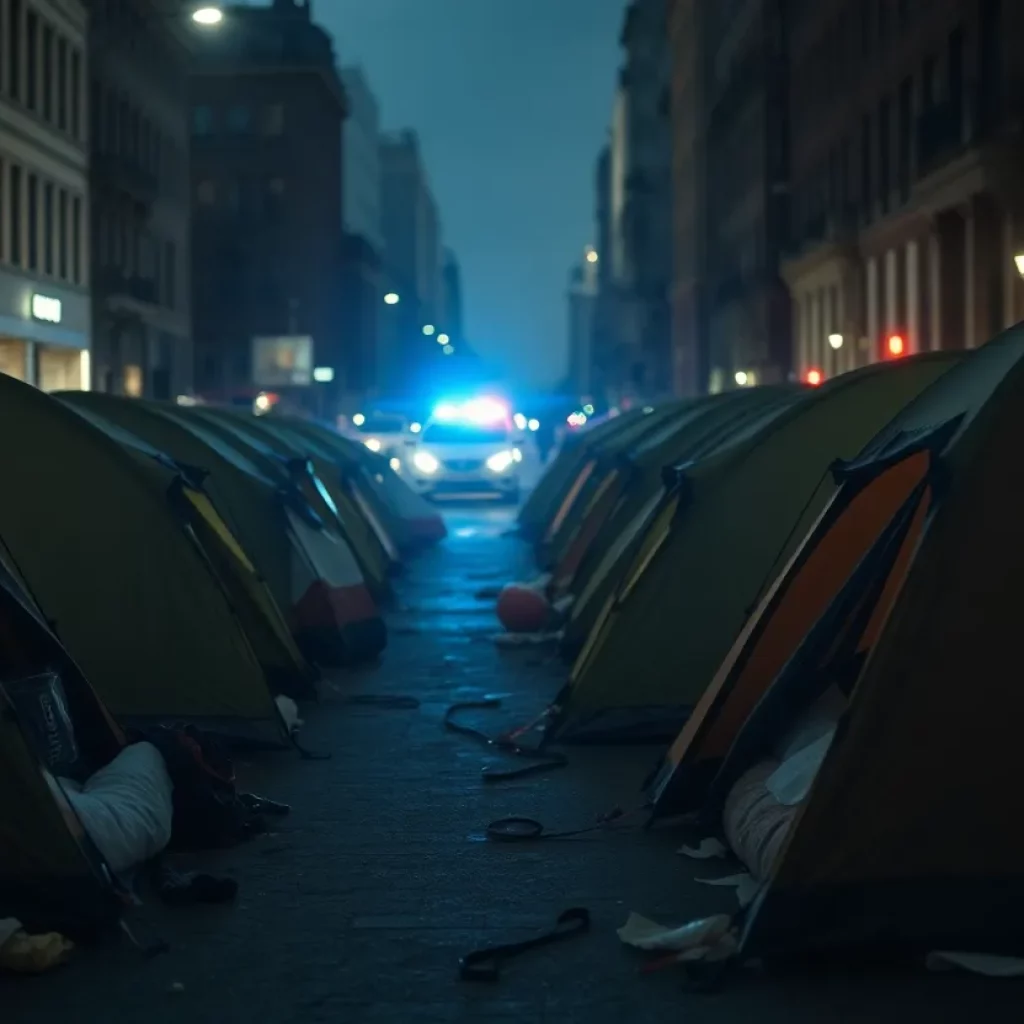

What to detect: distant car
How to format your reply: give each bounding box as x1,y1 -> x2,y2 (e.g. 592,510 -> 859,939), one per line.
348,412 -> 412,458
402,400 -> 523,503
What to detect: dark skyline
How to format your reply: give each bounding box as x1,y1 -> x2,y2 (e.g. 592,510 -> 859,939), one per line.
297,0 -> 627,391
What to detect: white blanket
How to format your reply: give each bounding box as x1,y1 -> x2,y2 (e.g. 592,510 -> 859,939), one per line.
48,742 -> 174,874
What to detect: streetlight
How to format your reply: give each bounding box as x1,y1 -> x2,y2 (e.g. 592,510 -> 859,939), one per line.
1015,253 -> 1024,277
437,332 -> 449,345
191,6 -> 224,25
422,324 -> 435,336
734,370 -> 748,387
442,345 -> 454,355
585,247 -> 598,264
828,333 -> 844,350
384,292 -> 400,305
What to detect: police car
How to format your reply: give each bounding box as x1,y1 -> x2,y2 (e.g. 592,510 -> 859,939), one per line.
401,398 -> 523,502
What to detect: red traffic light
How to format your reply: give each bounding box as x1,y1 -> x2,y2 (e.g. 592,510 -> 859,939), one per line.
805,368 -> 823,386
887,334 -> 905,357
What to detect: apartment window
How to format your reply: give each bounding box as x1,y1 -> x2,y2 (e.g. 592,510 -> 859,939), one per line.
192,105 -> 214,134
860,1 -> 871,56
27,175 -> 38,270
898,0 -> 910,27
164,241 -> 176,308
57,38 -> 68,130
10,166 -> 21,265
877,0 -> 887,43
226,105 -> 250,132
152,132 -> 162,183
58,190 -> 68,279
26,12 -> 38,111
42,25 -> 53,122
71,196 -> 81,284
70,50 -> 81,138
196,180 -> 215,205
8,0 -> 21,101
262,103 -> 284,134
43,182 -> 53,274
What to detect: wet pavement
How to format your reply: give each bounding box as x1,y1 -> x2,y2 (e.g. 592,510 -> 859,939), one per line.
3,505 -> 1007,1021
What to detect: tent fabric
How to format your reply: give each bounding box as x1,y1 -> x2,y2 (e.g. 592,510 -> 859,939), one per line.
554,387 -> 805,624
161,407 -> 387,664
0,551 -> 126,938
518,409 -> 646,541
253,416 -> 400,579
553,353 -> 961,744
647,325 -> 1024,958
59,398 -> 315,698
0,375 -> 283,738
273,416 -> 409,557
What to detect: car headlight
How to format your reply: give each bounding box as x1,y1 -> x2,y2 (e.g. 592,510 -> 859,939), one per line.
365,437 -> 382,452
512,447 -> 523,463
486,450 -> 515,473
389,457 -> 402,473
413,451 -> 440,474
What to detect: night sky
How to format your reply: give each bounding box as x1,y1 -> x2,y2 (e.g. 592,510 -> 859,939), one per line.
260,0 -> 628,390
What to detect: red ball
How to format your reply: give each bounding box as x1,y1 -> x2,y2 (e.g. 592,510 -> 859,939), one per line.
496,584 -> 551,633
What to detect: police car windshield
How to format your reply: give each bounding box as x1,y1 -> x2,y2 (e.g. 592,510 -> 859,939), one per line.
360,416 -> 406,434
423,422 -> 509,444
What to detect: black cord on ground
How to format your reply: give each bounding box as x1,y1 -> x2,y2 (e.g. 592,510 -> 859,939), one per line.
443,698 -> 567,781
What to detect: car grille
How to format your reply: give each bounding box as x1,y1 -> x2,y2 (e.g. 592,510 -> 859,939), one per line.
443,459 -> 484,473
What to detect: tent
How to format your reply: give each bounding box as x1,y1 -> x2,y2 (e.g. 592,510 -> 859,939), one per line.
272,416 -> 407,558
552,353 -> 960,743
551,387 -> 804,604
57,392 -> 357,678
0,374 -> 284,740
166,406 -> 388,666
252,415 -> 400,582
644,327 -> 1024,959
0,548 -> 128,938
517,409 -> 646,542
539,403 -> 694,568
178,406 -> 391,593
280,417 -> 447,550
61,399 -> 317,696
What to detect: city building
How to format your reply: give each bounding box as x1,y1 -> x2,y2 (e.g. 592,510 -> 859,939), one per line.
440,247 -> 463,344
667,0 -> 707,396
87,0 -> 195,399
613,0 -> 673,399
189,0 -> 347,416
566,246 -> 599,401
702,0 -> 791,392
378,128 -> 442,397
339,65 -> 382,407
588,143 -> 617,403
0,0 -> 90,392
784,0 -> 1024,384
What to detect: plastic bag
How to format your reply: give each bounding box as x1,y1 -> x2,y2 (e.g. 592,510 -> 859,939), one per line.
1,672 -> 80,774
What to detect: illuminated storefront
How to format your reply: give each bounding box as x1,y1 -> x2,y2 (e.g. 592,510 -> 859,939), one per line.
0,276 -> 90,392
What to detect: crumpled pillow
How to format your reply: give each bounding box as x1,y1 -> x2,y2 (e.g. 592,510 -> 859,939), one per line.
49,741 -> 174,874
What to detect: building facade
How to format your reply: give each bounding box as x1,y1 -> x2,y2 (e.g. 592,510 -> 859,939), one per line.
566,247 -> 599,401
702,0 -> 790,392
190,0 -> 347,416
0,0 -> 90,392
784,0 -> 1024,384
339,66 -> 382,407
87,0 -> 193,399
667,0 -> 707,395
440,247 -> 463,344
616,0 -> 673,399
378,128 -> 442,397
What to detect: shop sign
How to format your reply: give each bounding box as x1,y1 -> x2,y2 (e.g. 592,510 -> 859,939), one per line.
32,293 -> 63,324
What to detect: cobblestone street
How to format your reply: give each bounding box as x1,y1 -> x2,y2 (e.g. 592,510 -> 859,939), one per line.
3,506 -> 1005,1023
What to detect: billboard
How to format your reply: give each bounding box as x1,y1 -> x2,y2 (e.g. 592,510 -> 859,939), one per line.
251,335 -> 313,387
